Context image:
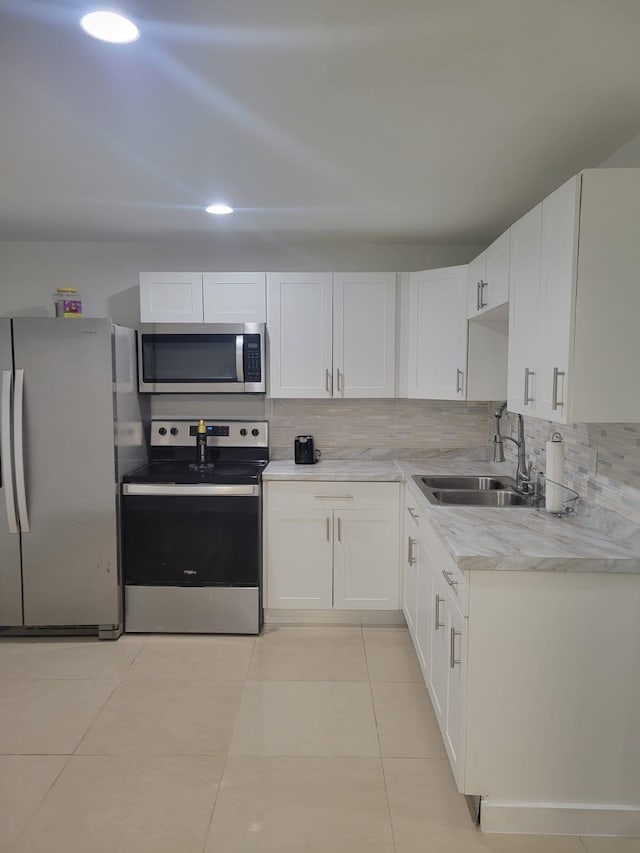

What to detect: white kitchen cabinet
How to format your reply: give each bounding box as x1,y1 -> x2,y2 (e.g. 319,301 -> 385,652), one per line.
333,509 -> 401,609
267,272 -> 396,398
202,272 -> 266,323
508,168 -> 640,423
467,229 -> 510,319
332,273 -> 396,398
402,503 -> 420,636
264,508 -> 333,609
266,273 -> 335,398
407,266 -> 468,399
140,271 -> 266,324
139,272 -> 204,323
401,266 -> 507,402
507,205 -> 542,416
264,481 -> 400,611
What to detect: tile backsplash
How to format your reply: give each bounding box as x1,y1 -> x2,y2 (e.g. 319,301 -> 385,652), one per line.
501,411 -> 640,525
267,398 -> 490,461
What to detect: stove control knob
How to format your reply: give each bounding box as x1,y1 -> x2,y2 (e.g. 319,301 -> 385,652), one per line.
240,428 -> 247,436
158,427 -> 167,436
170,427 -> 179,436
251,428 -> 259,436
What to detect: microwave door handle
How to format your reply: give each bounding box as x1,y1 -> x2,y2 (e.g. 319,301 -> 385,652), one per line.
1,370 -> 19,534
235,335 -> 244,382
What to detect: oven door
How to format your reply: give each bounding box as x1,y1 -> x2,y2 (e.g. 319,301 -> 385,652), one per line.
122,484 -> 260,587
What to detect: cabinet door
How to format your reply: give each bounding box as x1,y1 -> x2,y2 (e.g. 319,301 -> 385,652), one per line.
536,176 -> 580,423
403,525 -> 418,637
428,567 -> 450,727
333,509 -> 399,610
445,598 -> 465,789
507,205 -> 542,416
139,273 -> 204,323
467,252 -> 486,318
414,535 -> 432,675
333,273 -> 396,398
202,273 -> 266,324
265,508 -> 333,609
267,273 -> 333,398
407,266 -> 468,400
485,229 -> 510,310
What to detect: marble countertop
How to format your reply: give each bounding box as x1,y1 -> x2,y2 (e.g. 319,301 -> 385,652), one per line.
263,455 -> 640,573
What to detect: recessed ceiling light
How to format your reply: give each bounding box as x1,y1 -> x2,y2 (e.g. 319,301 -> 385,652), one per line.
205,204 -> 234,215
80,10 -> 140,44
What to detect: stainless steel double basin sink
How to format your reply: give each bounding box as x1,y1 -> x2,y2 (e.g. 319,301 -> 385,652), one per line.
413,474 -> 533,507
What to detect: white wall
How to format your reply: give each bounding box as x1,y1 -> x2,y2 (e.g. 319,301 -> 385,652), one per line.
0,239 -> 482,328
598,130 -> 640,167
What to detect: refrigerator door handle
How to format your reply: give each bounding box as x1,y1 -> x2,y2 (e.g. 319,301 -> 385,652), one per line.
13,369 -> 30,533
1,369 -> 19,534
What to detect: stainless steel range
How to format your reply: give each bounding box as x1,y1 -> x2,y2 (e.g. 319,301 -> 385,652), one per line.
122,419 -> 268,634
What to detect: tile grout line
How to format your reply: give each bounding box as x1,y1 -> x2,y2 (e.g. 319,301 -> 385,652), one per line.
362,624 -> 399,853
70,678 -> 121,757
4,752 -> 74,849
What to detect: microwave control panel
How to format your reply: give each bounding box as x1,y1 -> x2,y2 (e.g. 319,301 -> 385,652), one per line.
243,335 -> 262,382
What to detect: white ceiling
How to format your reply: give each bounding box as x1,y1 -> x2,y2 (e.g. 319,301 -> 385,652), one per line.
1,0 -> 640,243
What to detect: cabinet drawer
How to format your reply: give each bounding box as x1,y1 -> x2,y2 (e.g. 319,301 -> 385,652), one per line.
266,481 -> 400,510
420,518 -> 466,614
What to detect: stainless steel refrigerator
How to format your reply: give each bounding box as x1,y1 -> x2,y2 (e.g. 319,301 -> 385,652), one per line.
0,318 -> 147,639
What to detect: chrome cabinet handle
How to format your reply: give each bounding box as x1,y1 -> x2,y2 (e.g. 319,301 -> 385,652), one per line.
435,594 -> 445,630
479,280 -> 488,309
552,367 -> 565,411
407,536 -> 417,565
407,506 -> 419,520
442,569 -> 458,587
314,495 -> 354,500
336,368 -> 343,392
325,368 -> 333,395
476,281 -> 481,311
523,367 -> 534,405
450,627 -> 462,668
326,517 -> 330,542
1,370 -> 18,534
337,517 -> 342,542
456,369 -> 464,394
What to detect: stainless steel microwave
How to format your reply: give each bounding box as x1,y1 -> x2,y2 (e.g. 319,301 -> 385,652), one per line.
137,323 -> 265,393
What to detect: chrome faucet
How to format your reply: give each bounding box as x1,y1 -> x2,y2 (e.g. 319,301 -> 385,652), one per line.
492,402 -> 532,492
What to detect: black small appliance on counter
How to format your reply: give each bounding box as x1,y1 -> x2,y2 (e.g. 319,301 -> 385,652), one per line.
294,435 -> 320,464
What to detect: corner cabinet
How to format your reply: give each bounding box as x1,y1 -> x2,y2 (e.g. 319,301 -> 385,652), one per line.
264,481 -> 401,611
467,229 -> 510,319
404,266 -> 507,401
267,273 -> 396,398
508,168 -> 640,423
139,272 -> 266,324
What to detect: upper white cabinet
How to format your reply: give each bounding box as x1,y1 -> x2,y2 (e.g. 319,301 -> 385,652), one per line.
407,266 -> 468,400
508,168 -> 640,423
139,272 -> 266,324
139,272 -> 204,323
404,265 -> 507,401
267,272 -> 396,398
202,273 -> 266,323
467,229 -> 510,319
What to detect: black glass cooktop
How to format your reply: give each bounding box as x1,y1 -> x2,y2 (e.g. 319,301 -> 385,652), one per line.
124,459 -> 268,485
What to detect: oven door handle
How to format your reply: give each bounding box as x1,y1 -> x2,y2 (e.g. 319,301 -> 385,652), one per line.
123,484 -> 259,497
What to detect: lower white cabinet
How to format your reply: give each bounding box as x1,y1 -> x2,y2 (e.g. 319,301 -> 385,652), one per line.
402,485 -> 640,835
265,482 -> 401,611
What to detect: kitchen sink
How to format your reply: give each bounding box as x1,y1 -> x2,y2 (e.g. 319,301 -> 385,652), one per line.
428,489 -> 532,507
418,475 -> 516,491
412,474 -> 533,507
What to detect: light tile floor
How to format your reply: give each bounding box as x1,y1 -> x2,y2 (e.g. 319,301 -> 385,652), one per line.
0,626 -> 636,852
